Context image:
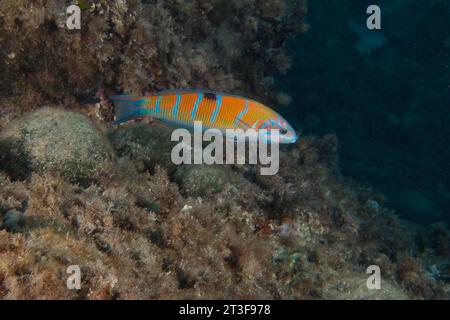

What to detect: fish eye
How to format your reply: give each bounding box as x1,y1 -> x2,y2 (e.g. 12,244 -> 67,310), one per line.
280,128 -> 288,135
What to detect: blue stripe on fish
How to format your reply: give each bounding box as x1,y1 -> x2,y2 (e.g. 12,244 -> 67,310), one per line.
191,93 -> 203,120
260,120 -> 271,130
172,94 -> 181,118
134,99 -> 147,107
155,96 -> 162,113
210,95 -> 222,124
146,97 -> 152,110
234,100 -> 249,127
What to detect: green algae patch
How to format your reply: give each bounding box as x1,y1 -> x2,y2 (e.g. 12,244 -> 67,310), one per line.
0,107 -> 116,185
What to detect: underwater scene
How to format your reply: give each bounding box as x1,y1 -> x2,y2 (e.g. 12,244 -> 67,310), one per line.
0,0 -> 448,300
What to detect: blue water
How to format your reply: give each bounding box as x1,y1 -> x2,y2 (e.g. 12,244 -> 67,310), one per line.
278,0 -> 450,225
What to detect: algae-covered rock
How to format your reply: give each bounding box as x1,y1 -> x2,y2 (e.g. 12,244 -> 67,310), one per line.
322,273 -> 410,300
174,164 -> 248,198
0,107 -> 116,185
108,124 -> 178,174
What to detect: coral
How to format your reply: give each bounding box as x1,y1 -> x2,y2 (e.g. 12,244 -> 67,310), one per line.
0,107 -> 116,185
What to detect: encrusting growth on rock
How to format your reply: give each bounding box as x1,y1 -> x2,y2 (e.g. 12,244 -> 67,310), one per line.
0,107 -> 448,299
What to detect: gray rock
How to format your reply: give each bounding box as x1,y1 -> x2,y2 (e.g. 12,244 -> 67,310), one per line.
108,123 -> 178,174
108,124 -> 256,198
0,107 -> 116,185
174,164 -> 248,197
322,273 -> 410,300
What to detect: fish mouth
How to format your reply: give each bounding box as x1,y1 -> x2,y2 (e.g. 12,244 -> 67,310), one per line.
286,135 -> 298,144
284,131 -> 298,144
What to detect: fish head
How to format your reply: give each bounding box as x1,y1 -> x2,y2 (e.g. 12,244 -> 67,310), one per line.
259,115 -> 298,144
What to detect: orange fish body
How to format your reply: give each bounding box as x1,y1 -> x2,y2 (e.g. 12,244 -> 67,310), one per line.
111,89 -> 297,144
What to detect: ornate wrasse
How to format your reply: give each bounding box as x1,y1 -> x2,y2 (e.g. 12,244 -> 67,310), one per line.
110,89 -> 298,144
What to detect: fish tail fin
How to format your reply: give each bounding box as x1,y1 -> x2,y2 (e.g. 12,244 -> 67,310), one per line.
110,95 -> 150,124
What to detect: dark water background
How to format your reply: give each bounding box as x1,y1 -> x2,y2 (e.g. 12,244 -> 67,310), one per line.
278,0 -> 450,225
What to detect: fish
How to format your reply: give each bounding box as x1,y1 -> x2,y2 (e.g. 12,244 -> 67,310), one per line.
347,20 -> 387,55
110,89 -> 298,144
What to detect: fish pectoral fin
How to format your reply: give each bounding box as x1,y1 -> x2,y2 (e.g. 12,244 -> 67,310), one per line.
237,119 -> 252,130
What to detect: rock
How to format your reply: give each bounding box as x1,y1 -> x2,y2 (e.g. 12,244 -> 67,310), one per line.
322,273 -> 410,300
0,107 -> 116,185
174,164 -> 248,197
108,124 -> 178,174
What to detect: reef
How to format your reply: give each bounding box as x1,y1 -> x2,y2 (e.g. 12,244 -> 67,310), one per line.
0,0 -> 449,300
0,0 -> 306,113
0,108 -> 449,299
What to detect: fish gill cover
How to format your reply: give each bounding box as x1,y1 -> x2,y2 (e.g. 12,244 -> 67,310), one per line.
0,0 -> 448,300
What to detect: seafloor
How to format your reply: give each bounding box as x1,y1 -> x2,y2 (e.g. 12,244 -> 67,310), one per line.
0,1 -> 449,299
